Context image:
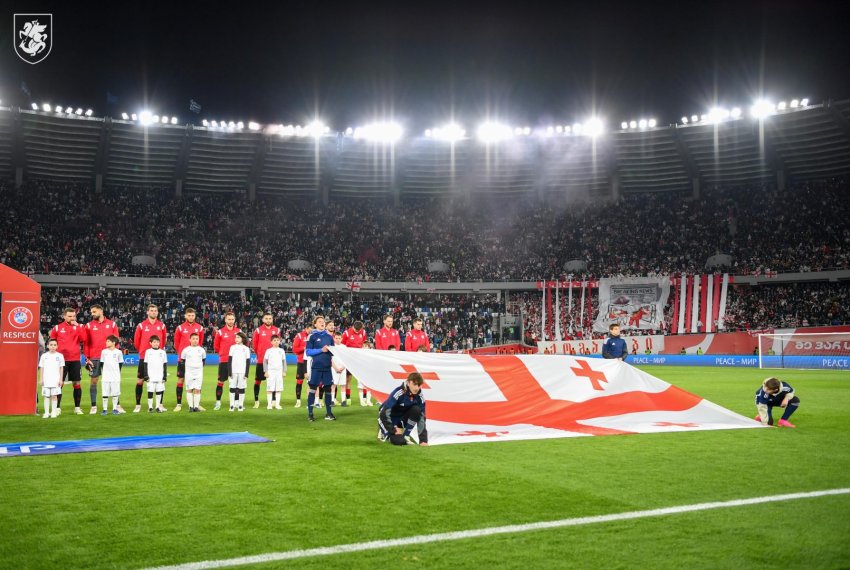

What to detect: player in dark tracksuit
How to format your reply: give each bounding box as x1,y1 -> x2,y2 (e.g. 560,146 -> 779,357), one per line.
378,373 -> 429,446
602,323 -> 627,360
755,377 -> 800,427
305,315 -> 336,421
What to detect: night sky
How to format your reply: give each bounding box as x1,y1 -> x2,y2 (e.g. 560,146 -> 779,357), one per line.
2,0 -> 849,132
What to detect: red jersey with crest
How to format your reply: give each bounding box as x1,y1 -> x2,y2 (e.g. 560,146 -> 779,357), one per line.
174,321 -> 205,357
292,330 -> 310,363
213,325 -> 242,358
342,327 -> 367,348
134,319 -> 168,359
252,324 -> 281,362
83,318 -> 120,359
404,329 -> 430,352
374,326 -> 401,351
49,321 -> 84,362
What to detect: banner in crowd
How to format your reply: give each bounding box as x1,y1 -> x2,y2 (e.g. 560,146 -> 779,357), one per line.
539,335 -> 665,356
593,277 -> 671,333
330,346 -> 762,445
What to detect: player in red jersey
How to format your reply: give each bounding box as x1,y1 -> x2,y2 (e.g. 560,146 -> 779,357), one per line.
251,312 -> 281,408
291,324 -> 312,408
133,304 -> 168,412
404,317 -> 430,352
341,320 -> 368,406
83,304 -> 120,414
49,307 -> 85,414
374,314 -> 400,351
172,307 -> 204,412
212,312 -> 241,410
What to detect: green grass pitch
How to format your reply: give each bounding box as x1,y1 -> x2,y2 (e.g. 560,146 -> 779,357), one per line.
1,366 -> 848,569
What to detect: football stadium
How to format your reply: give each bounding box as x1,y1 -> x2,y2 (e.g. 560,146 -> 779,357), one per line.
1,3 -> 849,569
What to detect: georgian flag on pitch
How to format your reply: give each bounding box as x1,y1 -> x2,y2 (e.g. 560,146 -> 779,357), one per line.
329,346 -> 764,446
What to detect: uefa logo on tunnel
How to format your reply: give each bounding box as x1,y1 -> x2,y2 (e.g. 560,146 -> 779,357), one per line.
8,306 -> 34,329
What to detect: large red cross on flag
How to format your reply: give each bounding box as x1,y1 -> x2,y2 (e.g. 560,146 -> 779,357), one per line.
328,346 -> 765,446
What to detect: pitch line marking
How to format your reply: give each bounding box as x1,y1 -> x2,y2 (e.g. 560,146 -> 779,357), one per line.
145,488 -> 850,570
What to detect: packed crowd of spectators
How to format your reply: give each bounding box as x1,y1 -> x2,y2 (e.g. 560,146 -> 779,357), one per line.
40,289 -> 500,353
723,282 -> 850,330
3,178 -> 848,281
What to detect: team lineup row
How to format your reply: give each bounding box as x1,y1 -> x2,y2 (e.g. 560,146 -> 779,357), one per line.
40,304 -> 430,445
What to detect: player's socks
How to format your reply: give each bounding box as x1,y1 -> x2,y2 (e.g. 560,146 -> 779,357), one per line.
295,380 -> 303,400
781,401 -> 799,421
307,389 -> 316,414
73,383 -> 82,407
90,384 -> 98,407
135,382 -> 144,405
148,392 -> 154,409
324,390 -> 333,415
229,388 -> 235,409
254,381 -> 261,402
216,382 -> 224,402
346,388 -> 351,401
44,397 -> 51,415
112,396 -> 119,410
57,393 -> 63,408
103,396 -> 109,411
176,383 -> 184,404
157,392 -> 164,409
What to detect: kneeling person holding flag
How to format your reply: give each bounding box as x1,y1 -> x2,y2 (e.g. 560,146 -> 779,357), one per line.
378,372 -> 429,446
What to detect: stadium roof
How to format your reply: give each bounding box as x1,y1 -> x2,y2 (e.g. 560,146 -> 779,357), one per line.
1,100 -> 849,198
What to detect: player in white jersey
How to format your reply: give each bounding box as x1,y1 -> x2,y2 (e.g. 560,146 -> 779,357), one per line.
180,333 -> 207,412
144,336 -> 168,413
331,332 -> 347,404
263,335 -> 287,410
228,332 -> 251,412
98,335 -> 125,415
38,339 -> 65,418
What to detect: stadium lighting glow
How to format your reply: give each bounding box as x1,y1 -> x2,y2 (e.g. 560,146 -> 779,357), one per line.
303,120 -> 327,138
790,99 -> 799,108
647,118 -> 657,128
522,126 -> 531,136
228,121 -> 236,128
171,117 -> 178,125
121,112 -> 129,120
629,120 -> 637,129
691,115 -> 698,123
161,115 -> 169,124
681,116 -> 689,124
563,125 -> 571,134
248,121 -> 260,130
572,123 -> 583,135
555,125 -> 563,133
801,98 -> 809,107
55,106 -> 63,113
152,115 -> 160,123
707,107 -> 729,124
584,118 -> 604,137
236,121 -> 244,129
430,122 -> 466,142
513,127 -> 523,136
31,103 -> 38,110
730,107 -> 742,119
139,111 -> 153,125
202,119 -> 209,126
75,108 -> 83,115
211,120 -> 218,128
352,122 -> 403,143
621,121 -> 628,129
638,119 -> 647,129
750,99 -> 775,119
42,103 -> 51,112
131,113 -> 137,121
85,109 -> 93,117
476,122 -> 513,143
777,101 -> 787,110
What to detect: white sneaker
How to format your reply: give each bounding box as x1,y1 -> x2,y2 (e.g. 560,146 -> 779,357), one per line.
267,404 -> 273,410
253,401 -> 260,409
238,406 -> 244,412
133,405 -> 141,413
294,400 -> 302,408
74,407 -> 84,415
55,408 -> 61,415
157,406 -> 167,413
197,405 -> 206,412
214,401 -> 221,411
174,404 -> 182,412
42,412 -> 50,419
116,406 -> 126,414
360,398 -> 367,406
50,411 -> 58,418
89,406 -> 98,415
274,404 -> 282,410
229,406 -> 235,412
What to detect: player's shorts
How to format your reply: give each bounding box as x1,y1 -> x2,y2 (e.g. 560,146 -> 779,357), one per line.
266,370 -> 283,392
218,362 -> 230,382
332,371 -> 347,386
102,380 -> 121,398
42,386 -> 61,397
186,369 -> 203,391
147,380 -> 165,393
137,362 -> 148,380
87,359 -> 101,378
296,361 -> 307,380
254,363 -> 266,381
231,373 -> 247,390
308,369 -> 333,388
63,361 -> 82,383
177,359 -> 185,378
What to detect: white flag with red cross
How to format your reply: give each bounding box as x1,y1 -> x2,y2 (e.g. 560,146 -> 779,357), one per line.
329,346 -> 764,445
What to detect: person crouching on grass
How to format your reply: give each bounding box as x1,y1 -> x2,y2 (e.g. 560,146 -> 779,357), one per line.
378,372 -> 429,446
755,377 -> 800,427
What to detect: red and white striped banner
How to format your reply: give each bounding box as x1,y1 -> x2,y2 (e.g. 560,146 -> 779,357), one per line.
674,274 -> 729,334
330,346 -> 762,445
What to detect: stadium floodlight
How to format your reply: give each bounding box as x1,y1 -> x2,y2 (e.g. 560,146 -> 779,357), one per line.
161,115 -> 169,124
621,121 -> 628,129
139,111 -> 153,125
85,109 -> 93,117
121,112 -> 129,120
236,121 -> 244,129
555,125 -> 563,133
800,98 -> 809,107
228,121 -> 236,128
355,121 -> 403,143
304,120 -> 327,138
248,121 -> 260,130
522,126 -> 531,135
572,123 -> 583,135
690,115 -> 698,123
564,125 -> 571,134
425,129 -> 433,137
131,113 -> 138,121
31,102 -> 39,110
700,114 -> 708,122
730,107 -> 742,119
584,118 -> 604,137
75,108 -> 83,115
647,118 -> 657,128
545,126 -> 555,136
750,99 -> 775,119
345,127 -> 353,135
476,121 -> 513,143
629,120 -> 637,129
42,103 -> 51,112
55,106 -> 63,113
513,127 -> 523,136
152,114 -> 160,123
202,119 -> 209,126
707,107 -> 729,124
790,99 -> 799,108
638,119 -> 647,129
171,117 -> 178,125
681,116 -> 689,124
777,101 -> 787,110
431,122 -> 465,142
210,120 -> 218,128
280,124 -> 296,136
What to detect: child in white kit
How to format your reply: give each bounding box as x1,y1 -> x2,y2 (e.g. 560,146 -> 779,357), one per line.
331,332 -> 347,405
263,335 -> 287,410
99,335 -> 125,415
38,338 -> 65,418
228,332 -> 251,411
180,333 -> 207,412
144,335 -> 168,413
